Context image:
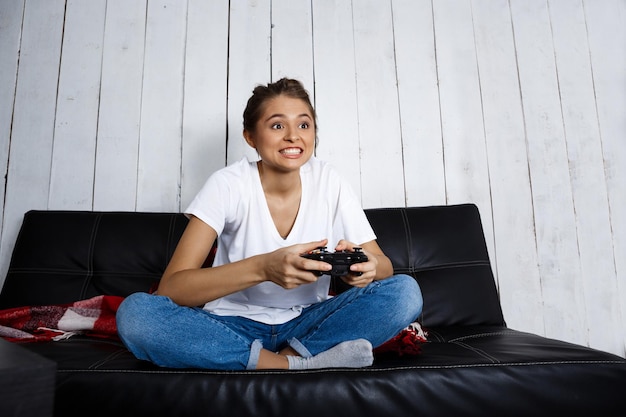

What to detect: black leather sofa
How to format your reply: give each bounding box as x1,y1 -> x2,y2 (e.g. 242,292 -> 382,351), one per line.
1,204 -> 625,416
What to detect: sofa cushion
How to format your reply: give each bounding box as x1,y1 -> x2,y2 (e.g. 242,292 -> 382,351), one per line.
365,205 -> 505,327
15,327 -> 626,417
0,211 -> 187,309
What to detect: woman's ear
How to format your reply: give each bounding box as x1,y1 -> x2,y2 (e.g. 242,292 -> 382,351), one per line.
243,130 -> 256,149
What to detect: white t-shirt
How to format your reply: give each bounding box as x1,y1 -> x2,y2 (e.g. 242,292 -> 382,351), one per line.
185,156 -> 376,324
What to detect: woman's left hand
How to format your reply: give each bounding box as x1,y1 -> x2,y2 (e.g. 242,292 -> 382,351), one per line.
334,240 -> 379,287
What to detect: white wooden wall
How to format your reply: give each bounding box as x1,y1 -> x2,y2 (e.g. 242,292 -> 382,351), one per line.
0,0 -> 624,357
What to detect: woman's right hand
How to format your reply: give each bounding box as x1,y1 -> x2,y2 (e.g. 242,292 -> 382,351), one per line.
262,239 -> 332,289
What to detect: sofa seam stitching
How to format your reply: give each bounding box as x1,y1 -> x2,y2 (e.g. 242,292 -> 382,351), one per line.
448,331 -> 517,342
55,360 -> 626,375
79,213 -> 102,299
453,341 -> 500,364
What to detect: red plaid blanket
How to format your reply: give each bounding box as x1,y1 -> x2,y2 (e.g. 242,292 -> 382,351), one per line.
0,294 -> 426,355
0,295 -> 123,343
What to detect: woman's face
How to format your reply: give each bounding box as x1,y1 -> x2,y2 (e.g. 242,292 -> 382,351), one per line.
244,95 -> 316,174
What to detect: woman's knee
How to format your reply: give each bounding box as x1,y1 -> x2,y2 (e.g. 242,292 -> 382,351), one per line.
117,292 -> 151,323
116,292 -> 166,341
385,274 -> 423,320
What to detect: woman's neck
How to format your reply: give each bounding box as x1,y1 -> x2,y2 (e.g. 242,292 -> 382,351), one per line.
257,160 -> 301,197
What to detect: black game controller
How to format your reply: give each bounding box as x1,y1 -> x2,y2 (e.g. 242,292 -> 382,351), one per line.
301,246 -> 368,277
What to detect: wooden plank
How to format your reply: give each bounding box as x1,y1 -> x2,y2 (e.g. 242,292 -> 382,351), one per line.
510,0 -> 587,346
0,0 -> 65,288
471,0 -> 544,334
311,0 -> 362,199
226,0 -> 271,165
135,0 -> 187,212
584,0 -> 626,357
271,0 -> 314,88
48,0 -> 106,210
0,0 -> 25,229
392,0 -> 446,207
549,0 -> 622,356
432,0 -> 496,274
181,0 -> 229,210
93,0 -> 147,211
352,0 -> 405,209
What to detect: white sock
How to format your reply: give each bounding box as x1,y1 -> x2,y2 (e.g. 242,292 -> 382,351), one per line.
287,339 -> 373,370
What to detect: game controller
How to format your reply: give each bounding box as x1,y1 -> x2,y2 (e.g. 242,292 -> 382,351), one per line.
301,246 -> 368,277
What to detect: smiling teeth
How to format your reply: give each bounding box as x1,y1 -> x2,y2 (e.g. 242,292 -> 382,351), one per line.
281,148 -> 302,154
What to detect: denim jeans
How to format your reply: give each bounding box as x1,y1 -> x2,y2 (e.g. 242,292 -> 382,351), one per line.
116,274 -> 422,370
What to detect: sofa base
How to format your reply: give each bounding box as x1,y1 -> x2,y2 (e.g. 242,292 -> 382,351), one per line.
18,325 -> 626,417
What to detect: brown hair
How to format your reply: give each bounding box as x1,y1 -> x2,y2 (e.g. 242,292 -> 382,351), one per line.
243,78 -> 317,134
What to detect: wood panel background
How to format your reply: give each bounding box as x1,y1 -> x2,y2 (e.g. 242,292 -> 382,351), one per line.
0,0 -> 624,357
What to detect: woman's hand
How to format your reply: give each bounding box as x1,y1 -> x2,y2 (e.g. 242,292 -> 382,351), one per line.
334,239 -> 394,287
263,239 -> 332,289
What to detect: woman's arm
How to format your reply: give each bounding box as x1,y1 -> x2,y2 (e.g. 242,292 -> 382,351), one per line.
156,216 -> 332,307
156,216 -> 263,306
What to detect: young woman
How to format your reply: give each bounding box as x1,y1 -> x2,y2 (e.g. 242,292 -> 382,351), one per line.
116,78 -> 423,370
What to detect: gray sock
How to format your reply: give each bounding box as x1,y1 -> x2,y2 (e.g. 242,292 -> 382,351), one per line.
287,339 -> 373,370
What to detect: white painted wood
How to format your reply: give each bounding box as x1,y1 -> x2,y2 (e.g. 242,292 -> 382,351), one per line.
0,0 -> 65,288
0,0 -> 24,226
549,0 -> 622,355
181,0 -> 229,209
431,0 -> 496,275
48,0 -> 106,210
93,0 -> 147,211
271,0 -> 314,89
135,0 -> 187,212
226,0 -> 271,165
471,0 -> 544,334
584,0 -> 626,356
269,0 -> 317,193
510,0 -> 587,346
392,0 -> 446,207
352,0 -> 405,209
311,0 -> 362,200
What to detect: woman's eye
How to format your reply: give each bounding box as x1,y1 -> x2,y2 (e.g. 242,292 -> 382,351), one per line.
271,123 -> 283,130
299,122 -> 309,129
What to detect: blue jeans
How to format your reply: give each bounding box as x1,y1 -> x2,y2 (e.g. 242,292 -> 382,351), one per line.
116,274 -> 422,370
